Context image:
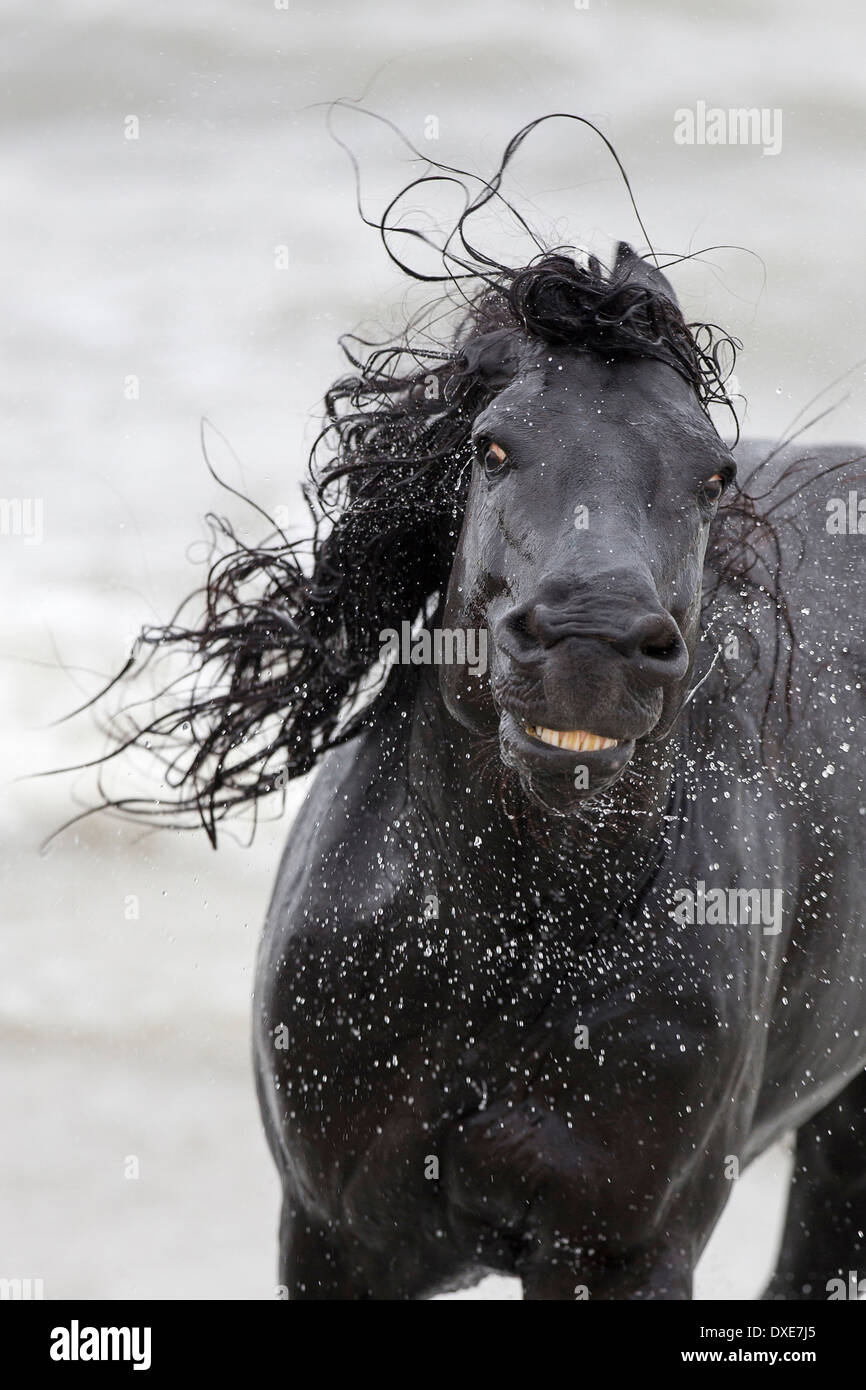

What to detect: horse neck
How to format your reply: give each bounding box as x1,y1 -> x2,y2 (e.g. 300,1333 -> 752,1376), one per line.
405,670 -> 683,923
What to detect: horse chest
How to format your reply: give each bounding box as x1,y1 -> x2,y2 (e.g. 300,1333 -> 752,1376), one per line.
281,908 -> 748,1202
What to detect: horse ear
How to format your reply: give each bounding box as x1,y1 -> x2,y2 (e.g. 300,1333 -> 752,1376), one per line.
614,242 -> 680,309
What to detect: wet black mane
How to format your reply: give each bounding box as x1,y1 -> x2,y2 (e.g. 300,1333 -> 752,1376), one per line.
53,113 -> 815,846
471,247 -> 733,406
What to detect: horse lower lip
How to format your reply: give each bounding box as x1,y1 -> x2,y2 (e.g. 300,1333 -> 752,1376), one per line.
525,724 -> 618,752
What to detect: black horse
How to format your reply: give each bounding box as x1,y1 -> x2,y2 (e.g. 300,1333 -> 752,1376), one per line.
244,235 -> 866,1299
84,121 -> 865,1299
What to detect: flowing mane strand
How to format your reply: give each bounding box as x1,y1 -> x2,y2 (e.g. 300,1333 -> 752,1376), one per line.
56,115 -> 748,844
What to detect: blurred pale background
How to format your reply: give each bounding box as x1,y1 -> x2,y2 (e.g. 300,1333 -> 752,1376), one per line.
2,0 -> 864,1297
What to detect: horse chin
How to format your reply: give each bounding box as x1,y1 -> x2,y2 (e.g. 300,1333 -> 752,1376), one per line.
498,709 -> 636,816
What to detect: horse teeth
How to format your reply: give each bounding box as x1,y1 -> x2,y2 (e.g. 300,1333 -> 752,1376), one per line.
526,725 -> 618,751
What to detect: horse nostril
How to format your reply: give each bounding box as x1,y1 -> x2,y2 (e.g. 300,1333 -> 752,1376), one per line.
641,635 -> 680,662
508,609 -> 534,641
500,604 -> 540,653
627,613 -> 686,677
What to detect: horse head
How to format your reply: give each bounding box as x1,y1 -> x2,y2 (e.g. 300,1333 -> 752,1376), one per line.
438,244 -> 736,814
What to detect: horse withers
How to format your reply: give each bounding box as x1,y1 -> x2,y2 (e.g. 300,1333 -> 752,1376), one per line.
252,244 -> 866,1299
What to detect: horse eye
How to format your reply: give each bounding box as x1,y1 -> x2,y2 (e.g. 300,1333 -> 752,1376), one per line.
701,473 -> 726,504
480,440 -> 509,477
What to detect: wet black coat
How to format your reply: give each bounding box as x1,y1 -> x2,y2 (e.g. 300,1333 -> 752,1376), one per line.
254,436 -> 865,1299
